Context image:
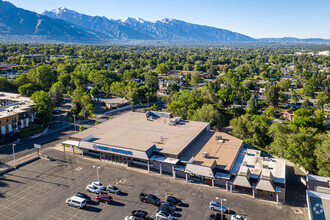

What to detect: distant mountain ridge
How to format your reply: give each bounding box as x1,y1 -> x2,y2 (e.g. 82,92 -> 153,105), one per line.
42,7 -> 255,42
0,1 -> 328,44
0,1 -> 105,43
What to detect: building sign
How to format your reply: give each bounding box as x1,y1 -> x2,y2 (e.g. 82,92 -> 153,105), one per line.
93,144 -> 133,156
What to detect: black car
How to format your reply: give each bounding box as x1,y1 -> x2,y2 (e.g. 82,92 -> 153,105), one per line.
131,210 -> 148,219
158,207 -> 174,215
166,196 -> 182,205
76,192 -> 91,204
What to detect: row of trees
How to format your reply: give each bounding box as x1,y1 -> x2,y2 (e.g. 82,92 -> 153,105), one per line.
230,108 -> 329,176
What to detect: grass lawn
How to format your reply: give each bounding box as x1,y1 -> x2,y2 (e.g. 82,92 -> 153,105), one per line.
18,123 -> 46,138
0,123 -> 47,145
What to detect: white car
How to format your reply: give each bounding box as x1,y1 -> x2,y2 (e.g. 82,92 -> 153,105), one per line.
125,216 -> 140,220
231,215 -> 248,220
92,182 -> 106,190
209,201 -> 227,212
86,184 -> 101,193
155,211 -> 173,220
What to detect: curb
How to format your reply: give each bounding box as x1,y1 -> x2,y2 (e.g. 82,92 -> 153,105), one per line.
0,156 -> 40,175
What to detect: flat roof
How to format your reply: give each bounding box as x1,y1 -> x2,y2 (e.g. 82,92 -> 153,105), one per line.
234,149 -> 286,184
192,132 -> 243,172
71,112 -> 209,157
307,190 -> 330,220
0,92 -> 34,118
308,174 -> 330,183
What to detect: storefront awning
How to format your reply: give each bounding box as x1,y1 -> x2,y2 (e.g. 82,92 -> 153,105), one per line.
215,172 -> 231,180
150,155 -> 179,164
62,140 -> 80,147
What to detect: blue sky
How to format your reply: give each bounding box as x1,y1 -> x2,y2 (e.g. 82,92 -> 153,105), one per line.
6,0 -> 330,39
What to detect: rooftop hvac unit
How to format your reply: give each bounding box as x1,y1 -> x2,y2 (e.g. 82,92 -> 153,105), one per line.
169,117 -> 181,126
202,152 -> 210,158
216,136 -> 222,140
243,161 -> 247,166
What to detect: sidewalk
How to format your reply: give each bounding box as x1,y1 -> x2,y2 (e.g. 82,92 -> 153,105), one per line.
0,153 -> 39,175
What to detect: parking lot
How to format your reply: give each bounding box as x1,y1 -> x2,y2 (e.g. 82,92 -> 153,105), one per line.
0,149 -> 307,220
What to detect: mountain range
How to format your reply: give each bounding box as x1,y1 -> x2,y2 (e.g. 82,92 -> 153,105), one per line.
0,0 -> 329,44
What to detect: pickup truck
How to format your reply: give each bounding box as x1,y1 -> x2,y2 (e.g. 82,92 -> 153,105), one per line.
139,193 -> 161,206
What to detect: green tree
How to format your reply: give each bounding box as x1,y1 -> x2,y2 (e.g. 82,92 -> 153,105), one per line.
145,72 -> 159,93
315,137 -> 330,177
15,72 -> 30,87
190,104 -> 225,128
49,82 -> 65,107
217,86 -> 236,104
190,71 -> 201,85
265,107 -> 275,117
278,80 -> 291,91
247,97 -> 258,113
167,83 -> 180,93
29,65 -> 57,90
266,84 -> 279,107
156,63 -> 169,74
230,115 -> 271,149
18,83 -> 37,97
31,90 -> 54,125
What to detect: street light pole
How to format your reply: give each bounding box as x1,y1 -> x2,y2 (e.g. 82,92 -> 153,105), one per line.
73,115 -> 77,133
93,166 -> 101,182
216,197 -> 227,220
12,144 -> 16,169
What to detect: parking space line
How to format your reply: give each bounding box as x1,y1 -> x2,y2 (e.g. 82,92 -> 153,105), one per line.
9,193 -> 40,205
0,204 -> 21,214
0,211 -> 15,220
49,214 -> 64,220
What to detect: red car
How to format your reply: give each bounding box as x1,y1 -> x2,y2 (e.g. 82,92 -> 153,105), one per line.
96,194 -> 112,204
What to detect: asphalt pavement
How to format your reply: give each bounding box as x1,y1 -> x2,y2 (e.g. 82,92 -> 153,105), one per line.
0,149 -> 308,220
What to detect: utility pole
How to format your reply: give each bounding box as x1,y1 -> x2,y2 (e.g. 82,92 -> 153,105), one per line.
12,144 -> 16,169
93,166 -> 101,182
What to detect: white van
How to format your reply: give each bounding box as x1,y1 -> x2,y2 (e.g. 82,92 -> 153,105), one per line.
66,196 -> 86,209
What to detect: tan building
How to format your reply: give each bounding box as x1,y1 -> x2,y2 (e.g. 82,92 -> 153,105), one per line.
64,111 -> 286,203
0,92 -> 35,135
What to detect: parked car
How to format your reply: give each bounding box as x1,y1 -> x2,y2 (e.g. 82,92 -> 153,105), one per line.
231,215 -> 248,220
66,196 -> 86,209
208,213 -> 222,220
92,181 -> 106,190
139,193 -> 161,206
107,185 -> 121,194
166,196 -> 182,205
160,201 -> 176,211
125,216 -> 141,220
75,192 -> 91,204
158,207 -> 175,215
86,184 -> 100,194
209,201 -> 226,212
96,194 -> 112,204
131,210 -> 148,219
155,211 -> 173,220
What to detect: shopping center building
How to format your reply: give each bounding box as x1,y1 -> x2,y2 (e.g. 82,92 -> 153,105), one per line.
63,111 -> 286,203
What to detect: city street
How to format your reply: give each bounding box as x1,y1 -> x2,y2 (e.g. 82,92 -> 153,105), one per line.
0,149 -> 308,220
